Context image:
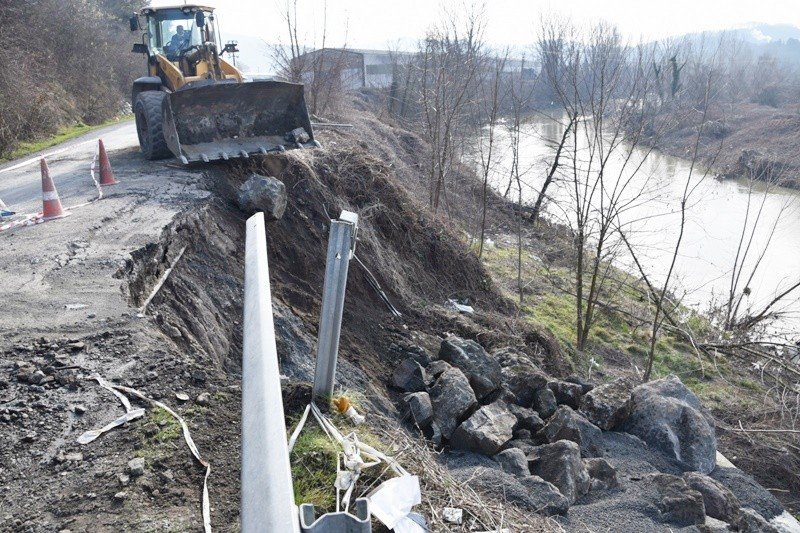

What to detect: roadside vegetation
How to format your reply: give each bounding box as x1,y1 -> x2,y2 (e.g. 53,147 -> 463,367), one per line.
0,0 -> 142,158
0,115 -> 133,163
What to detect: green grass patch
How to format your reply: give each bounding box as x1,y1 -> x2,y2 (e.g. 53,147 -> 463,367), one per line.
148,406 -> 182,442
291,425 -> 340,512
1,115 -> 133,162
289,412 -> 389,514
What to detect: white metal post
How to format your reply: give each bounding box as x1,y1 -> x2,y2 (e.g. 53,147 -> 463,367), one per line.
312,211 -> 358,402
241,212 -> 299,533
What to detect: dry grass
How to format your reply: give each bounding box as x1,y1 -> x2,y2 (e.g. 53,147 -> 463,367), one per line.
363,413 -> 561,532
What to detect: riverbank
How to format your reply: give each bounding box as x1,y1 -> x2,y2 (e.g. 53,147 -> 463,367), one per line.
654,102 -> 800,189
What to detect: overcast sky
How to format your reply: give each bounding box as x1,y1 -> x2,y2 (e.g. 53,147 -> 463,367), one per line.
155,0 -> 800,50
147,0 -> 800,48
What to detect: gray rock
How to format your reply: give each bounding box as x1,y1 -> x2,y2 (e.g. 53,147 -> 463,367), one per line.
113,491 -> 128,501
439,337 -> 502,400
547,380 -> 585,409
196,392 -> 211,406
565,375 -> 594,394
237,174 -> 287,220
737,508 -> 780,533
428,422 -> 443,447
450,464 -> 569,516
536,405 -> 604,457
391,357 -> 427,392
518,475 -> 571,516
451,403 -> 516,455
500,363 -> 549,407
507,404 -> 544,434
683,472 -> 740,524
428,367 -> 477,440
579,377 -> 634,430
584,458 -> 618,491
514,429 -> 532,440
285,127 -> 311,144
128,457 -> 145,477
650,473 -> 706,526
527,440 -> 590,504
624,375 -> 716,473
494,448 -> 529,477
403,392 -> 433,428
506,439 -> 537,455
425,360 -> 452,385
532,387 -> 558,419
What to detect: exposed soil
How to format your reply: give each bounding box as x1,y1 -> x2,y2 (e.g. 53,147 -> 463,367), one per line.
1,102 -> 797,532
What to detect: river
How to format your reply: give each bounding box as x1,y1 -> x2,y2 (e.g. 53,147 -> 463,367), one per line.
481,114 -> 800,337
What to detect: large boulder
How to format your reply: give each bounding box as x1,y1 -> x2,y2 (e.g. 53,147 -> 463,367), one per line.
532,387 -> 558,419
428,367 -> 477,440
623,375 -> 716,473
650,473 -> 706,526
237,174 -> 287,220
536,405 -> 604,458
493,448 -> 529,477
403,392 -> 433,429
579,377 -> 634,430
527,440 -> 590,504
391,357 -> 426,392
439,337 -> 502,400
683,472 -> 740,524
451,403 -> 516,455
547,380 -> 585,409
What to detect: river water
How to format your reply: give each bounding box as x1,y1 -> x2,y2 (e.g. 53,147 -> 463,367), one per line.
481,114 -> 800,337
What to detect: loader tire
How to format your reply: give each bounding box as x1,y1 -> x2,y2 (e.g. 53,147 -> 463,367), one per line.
134,91 -> 171,160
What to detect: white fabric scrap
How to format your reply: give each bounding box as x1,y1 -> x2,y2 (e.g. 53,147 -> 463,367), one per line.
369,475 -> 424,532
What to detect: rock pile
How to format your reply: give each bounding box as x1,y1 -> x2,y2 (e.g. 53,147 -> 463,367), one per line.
389,336 -> 785,528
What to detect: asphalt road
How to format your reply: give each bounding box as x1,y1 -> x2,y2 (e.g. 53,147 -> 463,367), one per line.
0,120 -> 139,214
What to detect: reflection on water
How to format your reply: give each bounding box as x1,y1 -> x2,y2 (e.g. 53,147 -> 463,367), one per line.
483,114 -> 800,335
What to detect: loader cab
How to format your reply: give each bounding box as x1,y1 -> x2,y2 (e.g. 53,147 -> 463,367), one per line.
140,6 -> 217,61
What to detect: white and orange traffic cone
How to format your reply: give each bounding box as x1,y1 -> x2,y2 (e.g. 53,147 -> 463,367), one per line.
98,139 -> 118,186
41,158 -> 69,221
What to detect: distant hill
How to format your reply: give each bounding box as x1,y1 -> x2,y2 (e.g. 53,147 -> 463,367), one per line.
678,23 -> 800,64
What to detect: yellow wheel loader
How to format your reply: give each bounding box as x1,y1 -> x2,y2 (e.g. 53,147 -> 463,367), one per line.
129,4 -> 317,163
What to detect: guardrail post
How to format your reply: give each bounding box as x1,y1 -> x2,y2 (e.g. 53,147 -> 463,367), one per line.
241,212 -> 299,533
312,211 -> 358,402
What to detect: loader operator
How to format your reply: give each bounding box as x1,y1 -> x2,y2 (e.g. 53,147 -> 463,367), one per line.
169,25 -> 190,54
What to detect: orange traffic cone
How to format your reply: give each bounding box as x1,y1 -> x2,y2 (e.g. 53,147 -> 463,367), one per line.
41,158 -> 69,221
98,139 -> 118,186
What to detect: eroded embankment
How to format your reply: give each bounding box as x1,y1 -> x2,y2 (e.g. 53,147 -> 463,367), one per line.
120,138 -> 567,395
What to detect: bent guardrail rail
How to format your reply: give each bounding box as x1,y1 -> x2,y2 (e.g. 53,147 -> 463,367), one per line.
241,212 -> 299,533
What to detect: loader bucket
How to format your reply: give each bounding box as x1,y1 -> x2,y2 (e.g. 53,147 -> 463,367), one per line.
162,80 -> 316,164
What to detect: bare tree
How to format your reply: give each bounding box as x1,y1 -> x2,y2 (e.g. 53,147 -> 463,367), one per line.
476,51 -> 508,257
410,8 -> 486,211
272,0 -> 350,116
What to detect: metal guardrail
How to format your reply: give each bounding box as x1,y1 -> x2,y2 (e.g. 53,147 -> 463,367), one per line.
241,212 -> 299,533
312,211 -> 359,401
